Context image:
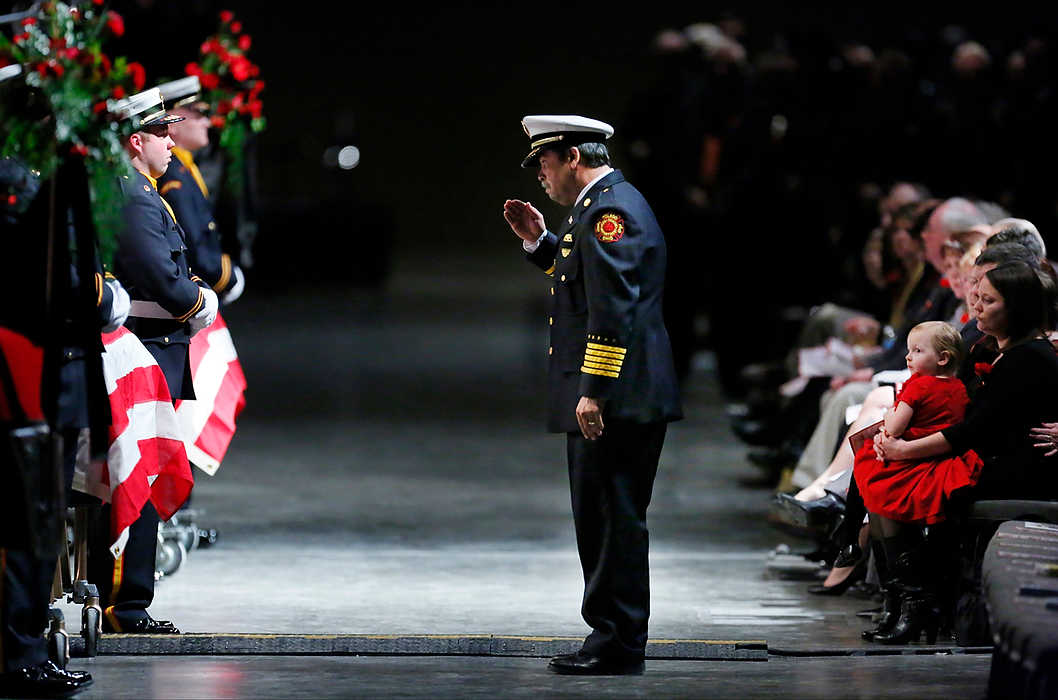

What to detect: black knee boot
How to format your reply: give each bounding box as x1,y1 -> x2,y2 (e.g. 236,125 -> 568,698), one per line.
872,548 -> 940,645
862,538 -> 901,641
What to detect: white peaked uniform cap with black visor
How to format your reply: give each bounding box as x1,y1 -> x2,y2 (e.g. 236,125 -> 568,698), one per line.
520,115 -> 614,168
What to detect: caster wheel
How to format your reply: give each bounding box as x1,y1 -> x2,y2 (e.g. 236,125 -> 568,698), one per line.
177,525 -> 197,553
156,538 -> 187,578
82,606 -> 101,657
197,528 -> 219,549
47,609 -> 70,669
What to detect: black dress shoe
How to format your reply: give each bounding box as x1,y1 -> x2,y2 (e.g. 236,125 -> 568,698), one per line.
104,615 -> 180,634
0,661 -> 93,698
773,491 -> 845,529
807,557 -> 868,596
548,651 -> 645,676
41,661 -> 91,683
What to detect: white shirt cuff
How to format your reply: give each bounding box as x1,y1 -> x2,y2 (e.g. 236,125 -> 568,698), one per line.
522,230 -> 549,253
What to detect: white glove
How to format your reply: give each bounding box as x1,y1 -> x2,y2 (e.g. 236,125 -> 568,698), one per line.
102,279 -> 131,332
189,287 -> 219,337
220,265 -> 245,305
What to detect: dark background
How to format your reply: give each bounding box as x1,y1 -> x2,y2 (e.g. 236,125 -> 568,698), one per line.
97,2 -> 1058,388
102,3 -> 1051,264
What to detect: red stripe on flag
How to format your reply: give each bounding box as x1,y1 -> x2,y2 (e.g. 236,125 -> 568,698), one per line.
107,364 -> 171,437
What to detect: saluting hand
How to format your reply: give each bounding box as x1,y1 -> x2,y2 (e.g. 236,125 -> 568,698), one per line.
577,396 -> 605,441
503,199 -> 546,243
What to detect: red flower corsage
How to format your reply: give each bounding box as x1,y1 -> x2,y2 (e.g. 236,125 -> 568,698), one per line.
974,362 -> 993,377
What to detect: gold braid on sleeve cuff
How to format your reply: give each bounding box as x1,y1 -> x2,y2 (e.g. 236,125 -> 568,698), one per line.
213,254 -> 232,292
176,289 -> 205,323
581,340 -> 626,379
94,273 -> 104,306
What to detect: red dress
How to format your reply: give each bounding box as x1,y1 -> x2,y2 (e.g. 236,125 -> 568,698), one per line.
854,373 -> 984,524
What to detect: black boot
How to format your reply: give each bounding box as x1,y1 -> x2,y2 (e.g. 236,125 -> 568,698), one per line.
862,538 -> 900,641
871,551 -> 940,645
861,584 -> 901,641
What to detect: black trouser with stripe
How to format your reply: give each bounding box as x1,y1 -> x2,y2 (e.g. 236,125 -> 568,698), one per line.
87,501 -> 160,631
567,420 -> 667,661
0,548 -> 53,672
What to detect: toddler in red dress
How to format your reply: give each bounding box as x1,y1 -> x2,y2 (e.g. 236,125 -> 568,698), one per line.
854,321 -> 983,524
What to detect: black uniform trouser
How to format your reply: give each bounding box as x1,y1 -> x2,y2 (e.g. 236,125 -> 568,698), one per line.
567,420 -> 667,660
0,548 -> 53,672
87,500 -> 160,631
84,338 -> 191,630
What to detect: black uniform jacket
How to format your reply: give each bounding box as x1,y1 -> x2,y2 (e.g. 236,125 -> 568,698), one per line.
115,170 -> 205,343
115,170 -> 205,399
158,147 -> 237,295
527,170 -> 683,433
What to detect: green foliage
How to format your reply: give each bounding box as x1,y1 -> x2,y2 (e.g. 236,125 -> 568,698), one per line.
0,1 -> 141,266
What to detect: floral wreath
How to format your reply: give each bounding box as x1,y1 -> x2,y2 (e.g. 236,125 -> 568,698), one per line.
0,0 -> 145,264
184,10 -> 265,198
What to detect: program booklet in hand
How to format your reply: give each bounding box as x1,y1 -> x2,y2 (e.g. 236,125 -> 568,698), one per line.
849,420 -> 884,454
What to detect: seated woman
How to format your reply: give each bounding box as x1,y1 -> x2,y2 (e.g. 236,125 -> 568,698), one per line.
872,260 -> 1058,641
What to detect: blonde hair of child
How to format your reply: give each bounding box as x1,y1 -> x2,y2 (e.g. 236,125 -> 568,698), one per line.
910,321 -> 963,374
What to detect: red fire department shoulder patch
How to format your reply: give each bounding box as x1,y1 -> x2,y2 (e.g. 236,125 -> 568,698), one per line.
595,213 -> 624,243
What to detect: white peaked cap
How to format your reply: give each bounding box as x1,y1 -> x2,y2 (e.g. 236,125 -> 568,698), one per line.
520,114 -> 614,167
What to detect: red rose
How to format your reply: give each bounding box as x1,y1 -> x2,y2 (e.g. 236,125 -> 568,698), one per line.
99,53 -> 111,74
92,0 -> 104,5
127,61 -> 145,90
48,60 -> 63,77
21,16 -> 36,26
200,72 -> 219,89
7,194 -> 17,206
230,21 -> 242,33
249,80 -> 264,97
111,85 -> 125,99
107,11 -> 125,37
185,61 -> 202,77
64,47 -> 80,60
50,37 -> 66,49
231,92 -> 244,109
220,10 -> 234,23
35,62 -> 48,78
200,41 -> 211,54
210,115 -> 226,129
248,64 -> 260,77
13,33 -> 28,43
70,144 -> 88,157
248,99 -> 262,118
238,34 -> 251,51
230,57 -> 250,81
92,101 -> 108,114
217,100 -> 231,115
974,362 -> 993,377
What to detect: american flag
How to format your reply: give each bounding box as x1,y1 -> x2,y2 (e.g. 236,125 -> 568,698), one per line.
175,312 -> 246,475
74,327 -> 193,558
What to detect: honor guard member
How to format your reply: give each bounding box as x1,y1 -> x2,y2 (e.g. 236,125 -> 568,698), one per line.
503,115 -> 682,676
0,156 -> 98,696
156,76 -> 245,306
88,88 -> 218,635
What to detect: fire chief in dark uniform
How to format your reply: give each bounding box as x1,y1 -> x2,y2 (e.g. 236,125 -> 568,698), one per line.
503,115 -> 682,675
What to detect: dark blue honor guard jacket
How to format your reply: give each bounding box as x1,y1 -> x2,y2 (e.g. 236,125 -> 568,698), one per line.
527,169 -> 683,433
115,170 -> 205,399
158,147 -> 237,296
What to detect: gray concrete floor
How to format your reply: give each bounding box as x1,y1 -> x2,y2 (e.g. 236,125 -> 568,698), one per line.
69,654 -> 992,699
55,263 -> 994,697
